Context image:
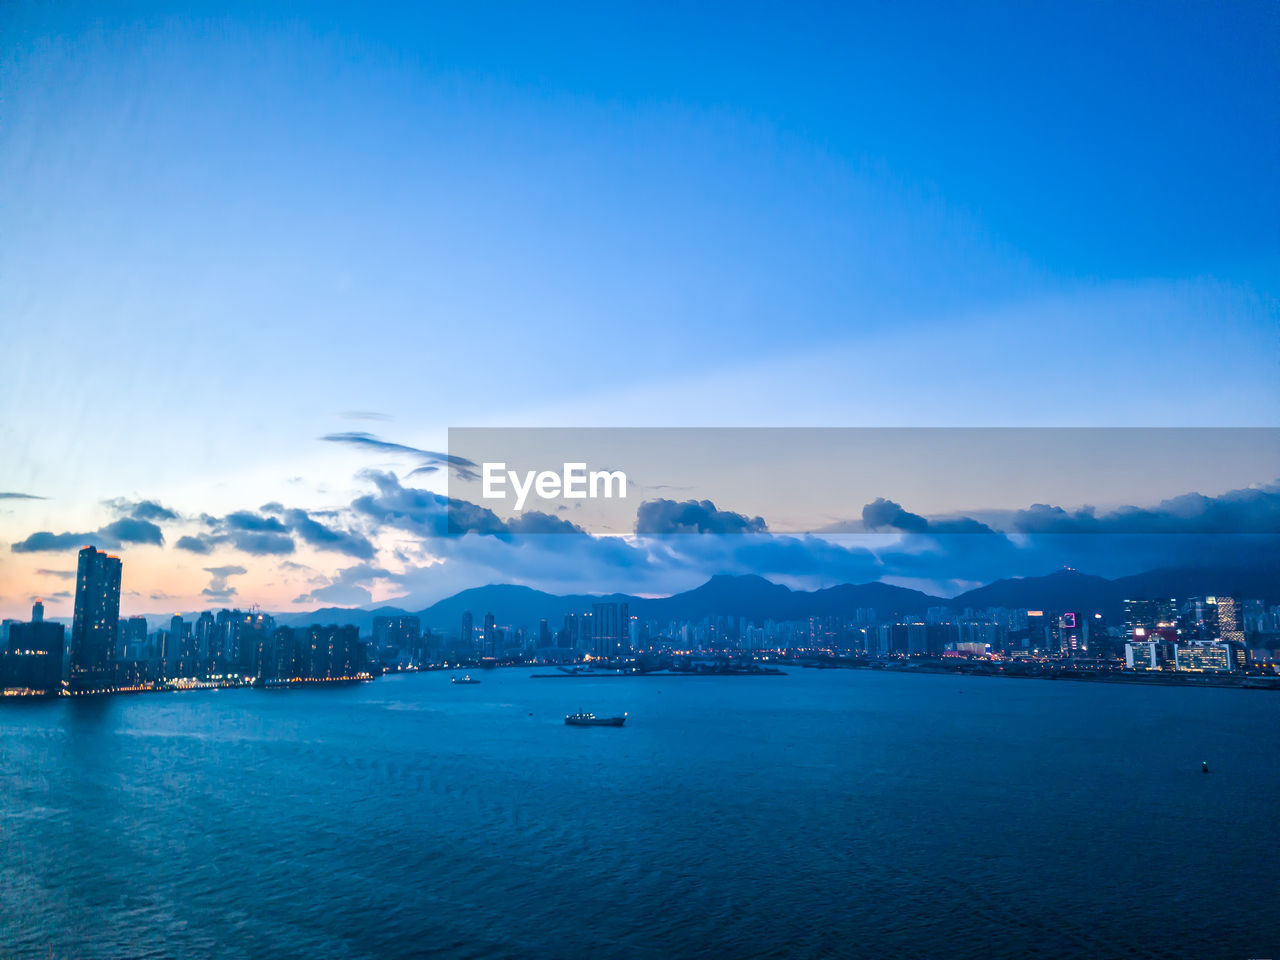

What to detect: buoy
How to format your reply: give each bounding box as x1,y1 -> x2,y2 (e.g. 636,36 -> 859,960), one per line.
1202,761 -> 1209,773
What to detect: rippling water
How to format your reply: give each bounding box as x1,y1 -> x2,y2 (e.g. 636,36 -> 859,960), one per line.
1,669 -> 1276,959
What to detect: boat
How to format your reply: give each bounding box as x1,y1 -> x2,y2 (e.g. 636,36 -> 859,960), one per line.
564,711 -> 627,727
452,674 -> 480,684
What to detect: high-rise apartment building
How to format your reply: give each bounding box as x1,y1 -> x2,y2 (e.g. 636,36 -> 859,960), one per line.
69,546 -> 122,694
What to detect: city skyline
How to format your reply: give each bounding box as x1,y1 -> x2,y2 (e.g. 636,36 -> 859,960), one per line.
4,545 -> 1273,701
8,543 -> 1277,633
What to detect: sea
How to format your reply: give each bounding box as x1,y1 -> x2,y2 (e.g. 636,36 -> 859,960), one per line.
1,668 -> 1276,959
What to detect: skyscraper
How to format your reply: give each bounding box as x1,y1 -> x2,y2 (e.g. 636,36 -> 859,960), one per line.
1123,598 -> 1178,634
1184,596 -> 1244,644
195,611 -> 216,667
373,616 -> 421,656
1025,610 -> 1048,651
1211,597 -> 1245,646
237,608 -> 275,675
591,602 -> 630,659
559,613 -> 579,649
118,615 -> 149,660
1053,612 -> 1087,656
69,546 -> 122,694
165,614 -> 186,677
483,613 -> 496,657
301,625 -> 367,679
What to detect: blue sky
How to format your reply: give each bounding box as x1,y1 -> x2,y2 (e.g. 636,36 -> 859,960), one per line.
1,3 -> 1277,615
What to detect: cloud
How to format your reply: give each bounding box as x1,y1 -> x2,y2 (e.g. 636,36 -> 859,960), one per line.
443,500 -> 510,535
351,470 -> 583,537
282,508 -> 375,559
202,565 -> 247,601
227,531 -> 295,556
105,498 -> 179,522
223,511 -> 289,533
205,564 -> 248,578
853,484 -> 1280,538
340,410 -> 394,422
635,499 -> 768,534
11,510 -> 166,553
174,502 -> 375,561
335,476 -> 1024,603
1009,482 -> 1280,535
861,498 -> 995,535
0,492 -> 47,501
99,517 -> 165,546
352,469 -> 478,536
861,497 -> 929,533
189,511 -> 296,555
506,512 -> 587,534
176,535 -> 216,554
36,568 -> 75,579
11,531 -> 102,553
321,431 -> 479,480
193,506 -> 375,558
293,563 -> 391,607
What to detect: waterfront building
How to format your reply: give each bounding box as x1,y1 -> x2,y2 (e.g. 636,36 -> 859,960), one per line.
1054,612 -> 1087,656
118,615 -> 149,660
237,609 -> 275,674
301,625 -> 367,679
483,613 -> 496,657
1123,598 -> 1178,633
591,602 -> 629,659
559,613 -> 581,649
1026,610 -> 1049,650
194,611 -> 216,665
1125,641 -> 1158,670
1173,642 -> 1232,673
373,615 -> 421,661
1183,596 -> 1245,645
906,622 -> 927,654
69,546 -> 122,694
2,601 -> 64,696
947,641 -> 989,657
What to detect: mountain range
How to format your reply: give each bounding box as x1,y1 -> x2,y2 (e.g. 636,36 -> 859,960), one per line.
255,564 -> 1279,634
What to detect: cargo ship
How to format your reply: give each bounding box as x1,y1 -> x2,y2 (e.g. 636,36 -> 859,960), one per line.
564,711 -> 627,727
452,674 -> 481,684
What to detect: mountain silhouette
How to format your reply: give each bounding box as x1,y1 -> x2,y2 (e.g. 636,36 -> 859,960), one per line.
128,565 -> 1280,633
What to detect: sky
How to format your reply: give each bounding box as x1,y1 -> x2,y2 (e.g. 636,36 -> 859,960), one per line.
1,3 -> 1278,618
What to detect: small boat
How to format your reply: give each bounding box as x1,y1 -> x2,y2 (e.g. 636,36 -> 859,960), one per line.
564,711 -> 627,727
452,674 -> 480,685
